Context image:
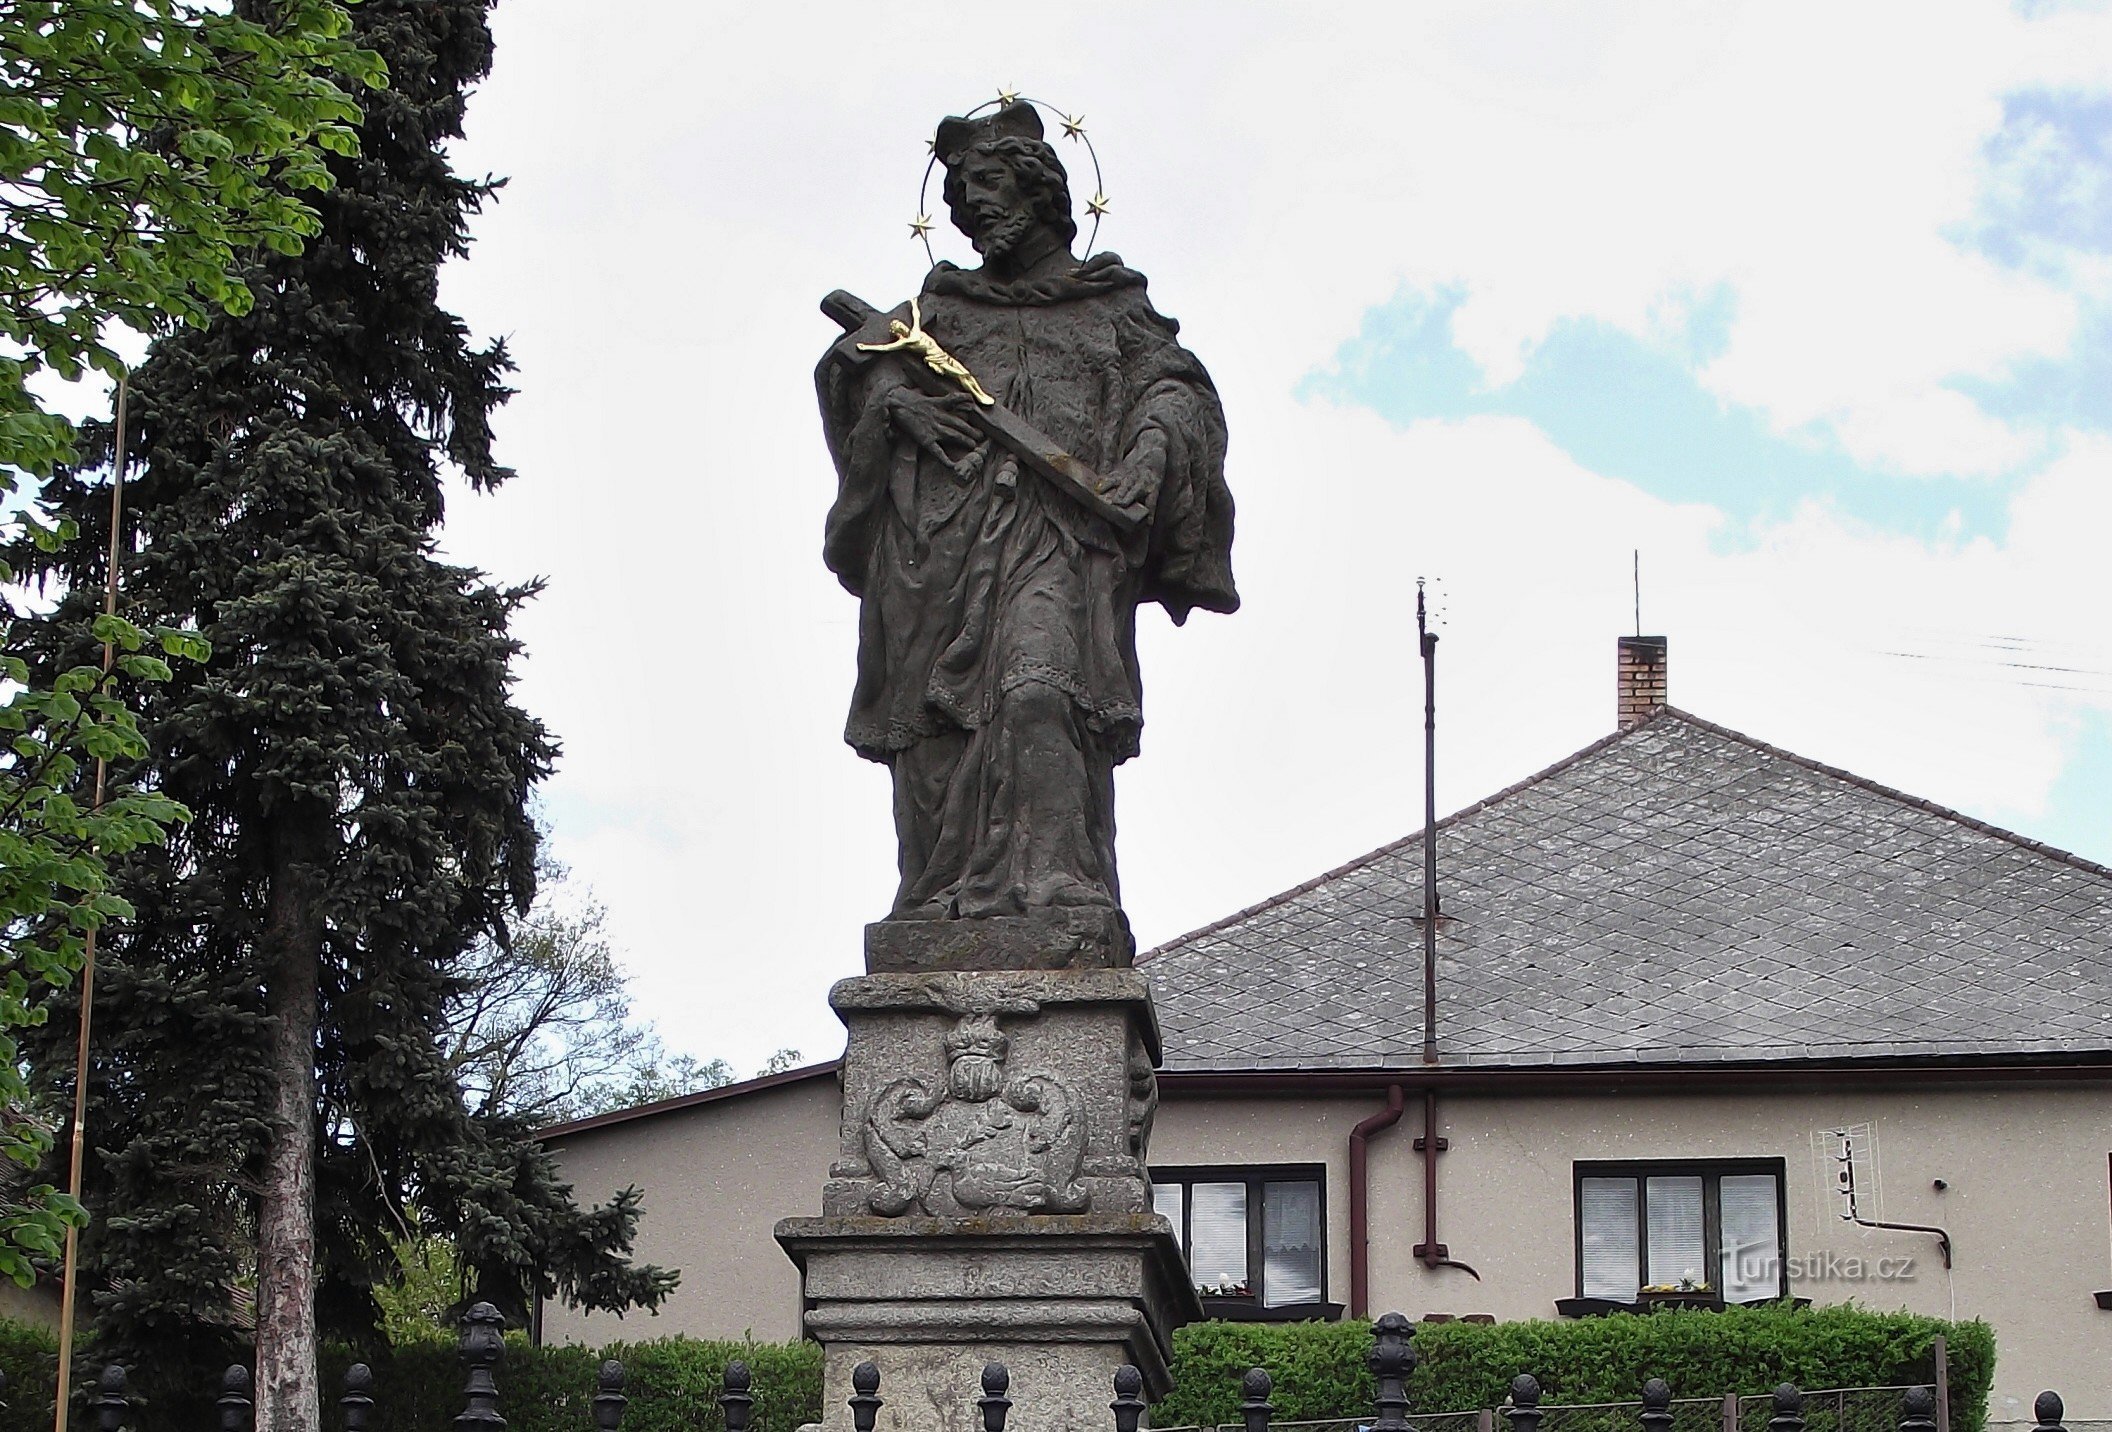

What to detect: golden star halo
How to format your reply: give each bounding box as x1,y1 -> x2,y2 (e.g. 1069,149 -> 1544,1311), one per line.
908,214 -> 935,240
1061,113 -> 1087,140
996,85 -> 1022,106
1086,192 -> 1111,217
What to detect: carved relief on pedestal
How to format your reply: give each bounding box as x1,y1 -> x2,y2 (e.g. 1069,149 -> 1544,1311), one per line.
1126,1043 -> 1158,1157
862,1013 -> 1088,1216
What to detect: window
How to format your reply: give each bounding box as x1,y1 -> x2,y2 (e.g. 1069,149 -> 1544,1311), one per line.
1151,1165 -> 1333,1317
1574,1160 -> 1786,1303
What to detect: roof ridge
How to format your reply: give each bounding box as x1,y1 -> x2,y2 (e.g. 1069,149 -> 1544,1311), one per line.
1139,713 -> 1668,963
537,1059 -> 841,1139
1657,706 -> 2112,885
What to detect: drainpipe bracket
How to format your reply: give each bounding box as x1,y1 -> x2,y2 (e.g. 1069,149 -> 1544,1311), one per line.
1412,1242 -> 1450,1259
1412,1136 -> 1449,1152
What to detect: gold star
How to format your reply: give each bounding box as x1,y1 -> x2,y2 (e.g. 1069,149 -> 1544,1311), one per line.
996,85 -> 1022,106
908,214 -> 935,239
1086,192 -> 1111,217
1061,113 -> 1087,140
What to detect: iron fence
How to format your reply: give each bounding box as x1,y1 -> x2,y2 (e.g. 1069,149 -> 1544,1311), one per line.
29,1304 -> 2087,1432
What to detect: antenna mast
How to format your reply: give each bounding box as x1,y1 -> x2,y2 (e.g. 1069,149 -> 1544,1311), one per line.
1418,581 -> 1438,1066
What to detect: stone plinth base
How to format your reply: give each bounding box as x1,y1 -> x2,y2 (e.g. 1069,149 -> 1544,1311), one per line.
775,1215 -> 1199,1432
864,909 -> 1135,973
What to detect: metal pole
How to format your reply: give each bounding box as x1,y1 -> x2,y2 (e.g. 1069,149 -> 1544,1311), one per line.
1933,1334 -> 1951,1432
54,372 -> 129,1432
1419,584 -> 1438,1065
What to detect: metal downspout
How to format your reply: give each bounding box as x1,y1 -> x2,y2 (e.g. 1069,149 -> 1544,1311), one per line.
1349,1083 -> 1406,1317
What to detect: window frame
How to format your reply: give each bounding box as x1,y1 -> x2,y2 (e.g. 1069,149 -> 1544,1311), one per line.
1571,1158 -> 1790,1304
1151,1162 -> 1337,1321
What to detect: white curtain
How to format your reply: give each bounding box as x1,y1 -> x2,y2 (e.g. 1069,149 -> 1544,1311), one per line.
1580,1176 -> 1640,1298
1152,1182 -> 1185,1248
1188,1181 -> 1248,1291
1718,1174 -> 1782,1300
1644,1176 -> 1706,1288
1261,1180 -> 1323,1306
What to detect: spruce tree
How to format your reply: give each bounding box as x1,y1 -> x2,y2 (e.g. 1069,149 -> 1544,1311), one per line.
16,2 -> 672,1425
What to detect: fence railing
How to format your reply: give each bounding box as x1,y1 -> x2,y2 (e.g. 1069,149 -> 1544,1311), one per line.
29,1304 -> 2086,1432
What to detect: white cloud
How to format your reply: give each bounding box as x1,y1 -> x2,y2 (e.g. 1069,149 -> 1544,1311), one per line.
1829,386 -> 2046,478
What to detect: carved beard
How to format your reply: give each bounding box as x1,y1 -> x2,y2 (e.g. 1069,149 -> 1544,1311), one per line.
971,206 -> 1036,259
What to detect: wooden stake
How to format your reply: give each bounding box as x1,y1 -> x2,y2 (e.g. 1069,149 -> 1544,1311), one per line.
54,371 -> 130,1432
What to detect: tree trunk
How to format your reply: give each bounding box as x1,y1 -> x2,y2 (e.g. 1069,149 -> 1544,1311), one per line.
255,825 -> 327,1432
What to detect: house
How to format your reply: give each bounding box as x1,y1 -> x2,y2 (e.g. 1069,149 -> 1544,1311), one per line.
540,639 -> 2112,1426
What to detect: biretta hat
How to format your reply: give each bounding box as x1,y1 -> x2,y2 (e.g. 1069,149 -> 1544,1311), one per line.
934,101 -> 1045,168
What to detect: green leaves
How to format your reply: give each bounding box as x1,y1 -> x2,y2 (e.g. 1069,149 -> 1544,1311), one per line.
0,585 -> 205,1294
0,0 -> 383,485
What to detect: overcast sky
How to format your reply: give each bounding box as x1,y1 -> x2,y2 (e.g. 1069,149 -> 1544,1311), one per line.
422,1 -> 2112,1076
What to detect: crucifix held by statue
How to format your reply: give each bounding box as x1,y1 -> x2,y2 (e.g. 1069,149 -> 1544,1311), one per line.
815,101 -> 1238,968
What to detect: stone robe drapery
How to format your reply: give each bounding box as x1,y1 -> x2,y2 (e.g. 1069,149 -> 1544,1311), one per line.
817,253 -> 1236,919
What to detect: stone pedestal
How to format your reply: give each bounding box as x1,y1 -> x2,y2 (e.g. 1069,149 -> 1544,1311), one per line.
776,965 -> 1199,1432
778,1216 -> 1193,1432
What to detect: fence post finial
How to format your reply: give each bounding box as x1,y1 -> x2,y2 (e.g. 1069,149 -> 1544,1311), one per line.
1504,1375 -> 1543,1432
218,1365 -> 254,1432
1241,1368 -> 1275,1432
1769,1385 -> 1806,1432
343,1364 -> 376,1432
92,1366 -> 128,1432
1370,1312 -> 1417,1432
1898,1386 -> 1937,1432
593,1361 -> 628,1432
722,1360 -> 755,1432
979,1363 -> 1012,1432
1640,1379 -> 1672,1432
849,1361 -> 883,1432
2032,1392 -> 2065,1432
1111,1366 -> 1146,1432
456,1300 -> 508,1432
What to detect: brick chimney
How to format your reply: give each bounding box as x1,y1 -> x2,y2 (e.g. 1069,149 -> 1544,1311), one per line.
1617,635 -> 1668,729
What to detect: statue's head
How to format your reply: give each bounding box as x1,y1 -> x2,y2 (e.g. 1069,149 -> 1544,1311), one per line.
935,103 -> 1077,261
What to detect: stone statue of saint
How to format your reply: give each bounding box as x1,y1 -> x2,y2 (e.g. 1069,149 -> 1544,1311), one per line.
816,101 -> 1236,937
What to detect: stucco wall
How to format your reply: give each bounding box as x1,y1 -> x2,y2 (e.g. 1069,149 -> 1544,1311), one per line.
1156,1082 -> 2112,1422
540,1071 -> 842,1346
544,1071 -> 2112,1421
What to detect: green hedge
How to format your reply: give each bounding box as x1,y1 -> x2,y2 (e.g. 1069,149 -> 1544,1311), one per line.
1156,1306 -> 1995,1432
0,1306 -> 1994,1432
318,1336 -> 823,1432
0,1328 -> 822,1432
0,1317 -> 57,1432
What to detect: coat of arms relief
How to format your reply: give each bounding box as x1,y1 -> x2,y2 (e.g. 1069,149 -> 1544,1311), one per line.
861,1012 -> 1089,1216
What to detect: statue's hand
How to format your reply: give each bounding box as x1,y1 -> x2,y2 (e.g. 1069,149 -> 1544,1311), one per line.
886,387 -> 984,477
1101,427 -> 1169,514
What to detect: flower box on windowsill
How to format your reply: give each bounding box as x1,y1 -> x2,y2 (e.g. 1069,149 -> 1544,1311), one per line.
1199,1296 -> 1345,1323
1555,1294 -> 1809,1318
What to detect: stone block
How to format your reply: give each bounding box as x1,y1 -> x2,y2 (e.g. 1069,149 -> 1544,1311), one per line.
864,909 -> 1136,973
776,1214 -> 1200,1432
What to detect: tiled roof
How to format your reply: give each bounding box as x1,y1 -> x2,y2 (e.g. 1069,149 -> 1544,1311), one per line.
1142,709 -> 2112,1071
